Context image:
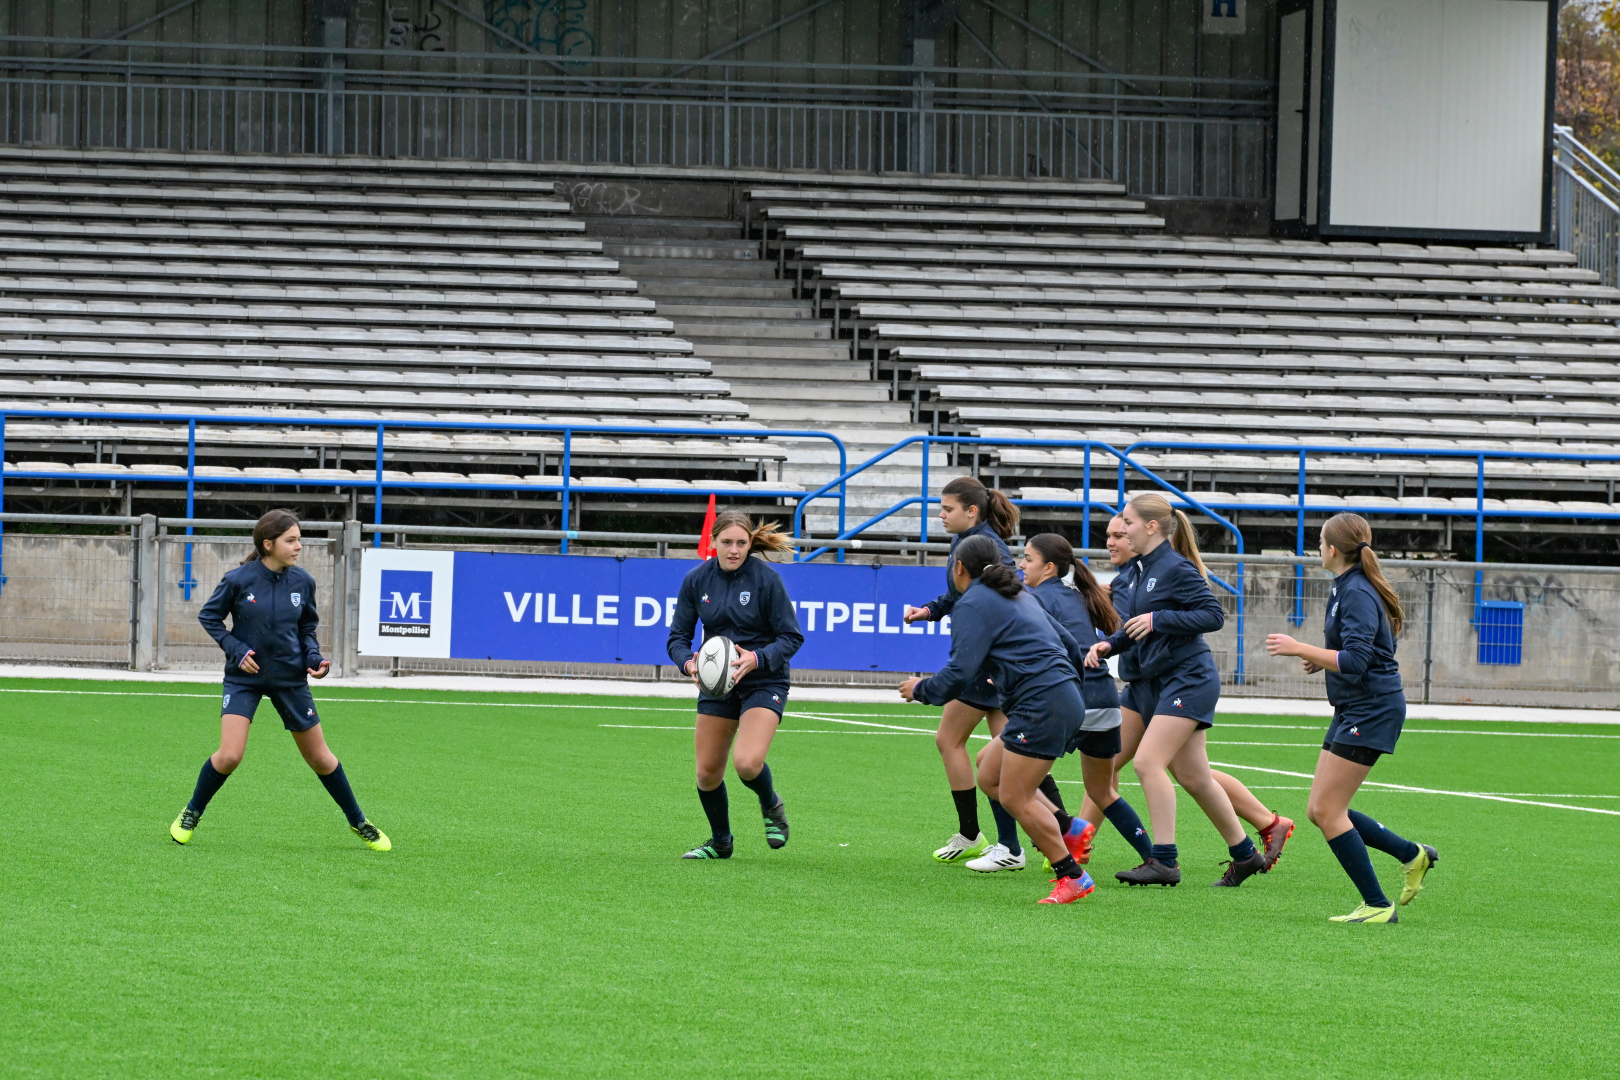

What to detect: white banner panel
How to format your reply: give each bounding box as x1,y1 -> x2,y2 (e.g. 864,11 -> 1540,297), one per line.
1327,0 -> 1547,235
359,548 -> 455,658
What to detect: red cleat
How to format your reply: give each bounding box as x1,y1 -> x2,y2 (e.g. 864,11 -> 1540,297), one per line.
1064,819 -> 1098,864
1037,871 -> 1095,904
1259,815 -> 1296,872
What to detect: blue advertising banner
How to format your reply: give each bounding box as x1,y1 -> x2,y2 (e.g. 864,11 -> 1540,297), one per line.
439,552 -> 955,671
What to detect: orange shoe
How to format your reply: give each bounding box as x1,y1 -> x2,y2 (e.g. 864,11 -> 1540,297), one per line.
1064,819 -> 1098,864
1260,815 -> 1296,872
1037,871 -> 1095,904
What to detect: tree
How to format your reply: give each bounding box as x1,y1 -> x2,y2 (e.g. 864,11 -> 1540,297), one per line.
1559,0 -> 1620,162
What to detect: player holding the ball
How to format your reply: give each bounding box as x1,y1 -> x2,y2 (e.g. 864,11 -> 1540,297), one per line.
667,510 -> 804,860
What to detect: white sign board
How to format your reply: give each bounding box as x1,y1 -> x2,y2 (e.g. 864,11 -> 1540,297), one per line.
359,548 -> 455,658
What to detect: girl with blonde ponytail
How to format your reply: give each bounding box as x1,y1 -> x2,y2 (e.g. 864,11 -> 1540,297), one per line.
1266,514 -> 1437,924
1084,493 -> 1269,888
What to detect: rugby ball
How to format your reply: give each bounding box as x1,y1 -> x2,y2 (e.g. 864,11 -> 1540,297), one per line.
695,636 -> 740,698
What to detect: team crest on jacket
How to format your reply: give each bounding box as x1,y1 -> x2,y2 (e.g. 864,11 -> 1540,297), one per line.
291,592 -> 301,607
701,593 -> 709,603
1145,578 -> 1157,592
245,593 -> 256,603
739,591 -> 751,606
1331,602 -> 1339,617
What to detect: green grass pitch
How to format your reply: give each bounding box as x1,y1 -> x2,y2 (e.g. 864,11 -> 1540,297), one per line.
2,677 -> 1616,1079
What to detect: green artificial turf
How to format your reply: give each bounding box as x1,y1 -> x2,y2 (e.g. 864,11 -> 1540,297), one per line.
1,677 -> 1616,1079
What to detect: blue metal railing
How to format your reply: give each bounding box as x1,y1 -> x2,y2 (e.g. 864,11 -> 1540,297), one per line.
0,409 -> 848,591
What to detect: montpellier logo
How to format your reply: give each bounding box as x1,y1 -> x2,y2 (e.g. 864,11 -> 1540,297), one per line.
378,569 -> 434,638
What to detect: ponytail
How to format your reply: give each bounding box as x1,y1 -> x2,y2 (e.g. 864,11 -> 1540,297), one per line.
710,509 -> 794,557
1027,532 -> 1119,634
1321,513 -> 1404,636
941,475 -> 1020,540
1126,494 -> 1208,578
956,534 -> 1023,598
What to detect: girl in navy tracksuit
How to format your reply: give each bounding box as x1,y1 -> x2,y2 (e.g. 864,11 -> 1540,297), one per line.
1085,494 -> 1264,888
900,535 -> 1097,905
667,510 -> 804,861
1080,515 -> 1296,872
1017,533 -> 1152,872
170,509 -> 389,852
900,475 -> 1023,864
1267,513 -> 1438,924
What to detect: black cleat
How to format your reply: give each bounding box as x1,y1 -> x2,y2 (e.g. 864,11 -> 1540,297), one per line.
764,797 -> 789,850
1116,858 -> 1182,886
681,835 -> 734,860
1212,849 -> 1267,887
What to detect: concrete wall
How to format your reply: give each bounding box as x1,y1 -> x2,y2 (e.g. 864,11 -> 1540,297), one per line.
6,532 -> 1620,706
1,0 -> 1275,87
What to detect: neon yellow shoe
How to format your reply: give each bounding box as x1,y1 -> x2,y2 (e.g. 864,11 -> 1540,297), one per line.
1400,844 -> 1438,905
1329,903 -> 1398,924
933,832 -> 989,863
352,820 -> 391,851
170,807 -> 200,845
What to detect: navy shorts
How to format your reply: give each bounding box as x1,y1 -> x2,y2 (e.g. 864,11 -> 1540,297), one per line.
1324,691 -> 1406,764
222,681 -> 320,732
1001,681 -> 1085,761
1066,718 -> 1123,760
1125,655 -> 1220,729
699,679 -> 789,721
956,674 -> 1001,714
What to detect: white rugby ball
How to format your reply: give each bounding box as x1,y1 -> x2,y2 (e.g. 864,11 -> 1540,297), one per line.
695,635 -> 740,698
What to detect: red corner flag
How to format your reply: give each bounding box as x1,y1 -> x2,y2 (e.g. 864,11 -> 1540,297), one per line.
697,493 -> 717,559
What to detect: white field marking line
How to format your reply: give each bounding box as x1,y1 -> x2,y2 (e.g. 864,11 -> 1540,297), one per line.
1206,741 -> 1321,748
789,712 -> 941,734
0,687 -> 695,711
1210,761 -> 1620,817
599,725 -> 927,735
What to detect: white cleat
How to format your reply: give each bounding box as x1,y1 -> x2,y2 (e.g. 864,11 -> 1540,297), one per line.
933,831 -> 990,863
966,843 -> 1027,873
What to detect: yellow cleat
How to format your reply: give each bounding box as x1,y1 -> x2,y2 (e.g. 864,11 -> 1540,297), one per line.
1400,844 -> 1439,905
170,807 -> 200,845
352,820 -> 391,851
1330,903 -> 1398,924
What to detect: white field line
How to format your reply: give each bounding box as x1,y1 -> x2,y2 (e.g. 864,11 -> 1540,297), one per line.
600,725 -> 926,735
1210,761 -> 1620,817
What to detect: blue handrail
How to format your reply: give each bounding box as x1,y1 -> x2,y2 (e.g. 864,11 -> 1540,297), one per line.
0,409 -> 848,590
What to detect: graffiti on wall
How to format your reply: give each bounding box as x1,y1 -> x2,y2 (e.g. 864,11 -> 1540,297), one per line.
352,0 -> 448,52
485,0 -> 596,56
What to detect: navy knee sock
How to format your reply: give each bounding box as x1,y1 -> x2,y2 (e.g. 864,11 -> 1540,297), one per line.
1149,842 -> 1179,868
1103,797 -> 1153,862
1348,809 -> 1420,863
318,763 -> 366,827
987,798 -> 1022,856
1037,775 -> 1072,832
697,783 -> 731,842
1328,827 -> 1392,907
950,788 -> 981,839
1229,836 -> 1258,862
740,763 -> 778,812
186,757 -> 231,816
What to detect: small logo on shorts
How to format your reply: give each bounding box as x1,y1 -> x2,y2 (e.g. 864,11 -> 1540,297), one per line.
1016,733 -> 1026,741
1173,697 -> 1183,708
291,592 -> 302,607
701,593 -> 709,603
772,694 -> 780,703
1145,577 -> 1158,592
307,708 -> 314,717
739,591 -> 751,606
1350,726 -> 1360,736
223,693 -> 231,708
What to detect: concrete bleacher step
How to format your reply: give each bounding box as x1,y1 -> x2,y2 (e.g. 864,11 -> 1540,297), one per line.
601,239 -> 760,261
672,318 -> 833,342
617,259 -> 776,281
637,278 -> 797,300
655,300 -> 816,319
581,216 -> 741,240
685,341 -> 851,361
707,361 -> 871,383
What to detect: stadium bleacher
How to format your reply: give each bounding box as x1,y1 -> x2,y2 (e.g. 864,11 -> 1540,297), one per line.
0,151 -> 799,514
760,189 -> 1620,529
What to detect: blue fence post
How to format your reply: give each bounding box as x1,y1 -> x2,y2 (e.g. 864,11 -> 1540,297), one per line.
919,435 -> 930,545
1291,448 -> 1306,627
1473,453 -> 1486,619
560,428 -> 573,553
179,418 -> 198,599
372,423 -> 384,548
1080,442 -> 1092,559
0,411 -> 6,592
837,441 -> 847,564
